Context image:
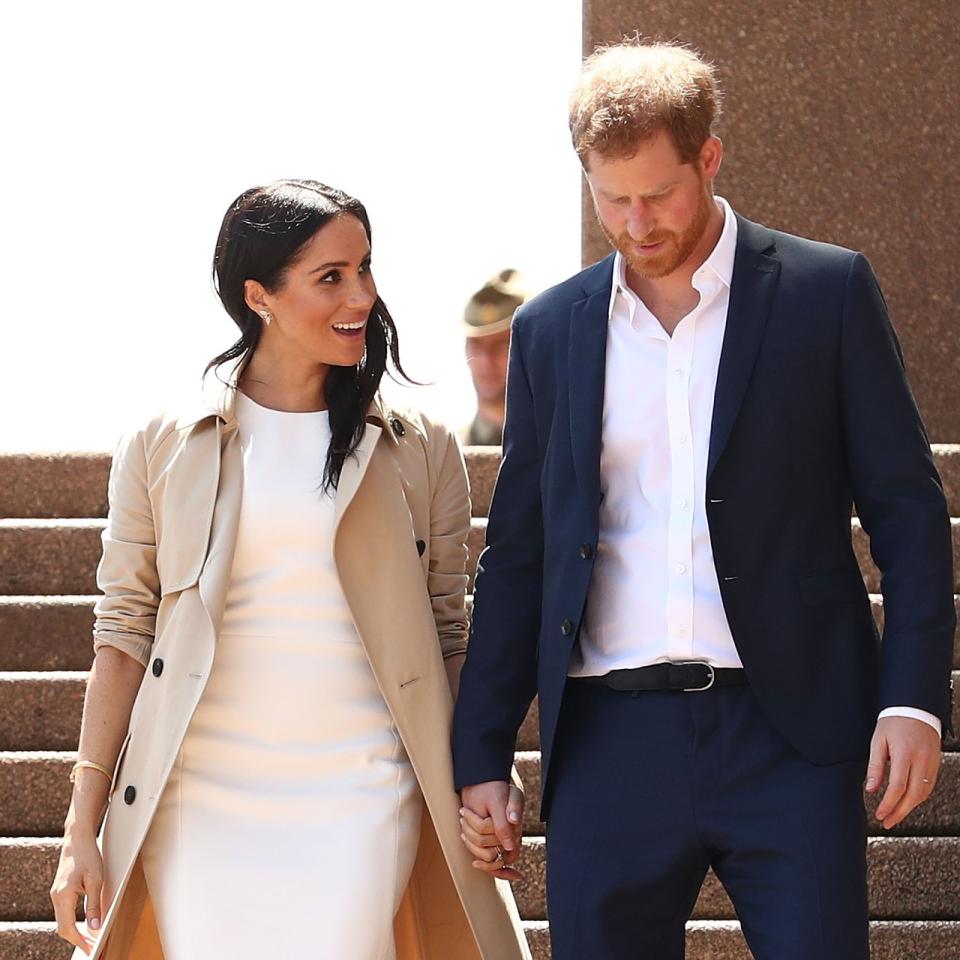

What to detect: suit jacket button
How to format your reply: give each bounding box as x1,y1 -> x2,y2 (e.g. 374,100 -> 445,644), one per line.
123,785 -> 136,805
561,619 -> 574,636
579,543 -> 594,560
152,658 -> 164,677
391,418 -> 406,437
416,539 -> 426,557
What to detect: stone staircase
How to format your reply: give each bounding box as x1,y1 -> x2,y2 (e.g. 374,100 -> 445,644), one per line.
0,447 -> 958,959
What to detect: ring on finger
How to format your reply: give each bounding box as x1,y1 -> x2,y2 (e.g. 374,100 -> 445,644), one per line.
495,845 -> 505,865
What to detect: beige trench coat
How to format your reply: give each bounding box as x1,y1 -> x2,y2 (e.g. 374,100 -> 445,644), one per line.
78,372 -> 530,960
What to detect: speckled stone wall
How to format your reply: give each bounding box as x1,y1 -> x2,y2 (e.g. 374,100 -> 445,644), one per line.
581,0 -> 959,438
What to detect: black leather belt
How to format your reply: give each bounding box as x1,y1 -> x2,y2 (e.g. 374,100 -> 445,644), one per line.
572,661 -> 747,693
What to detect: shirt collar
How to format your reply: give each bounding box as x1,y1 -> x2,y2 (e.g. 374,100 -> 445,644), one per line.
608,196 -> 738,325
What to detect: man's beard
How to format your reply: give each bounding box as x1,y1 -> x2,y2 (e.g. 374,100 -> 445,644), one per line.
601,187 -> 715,280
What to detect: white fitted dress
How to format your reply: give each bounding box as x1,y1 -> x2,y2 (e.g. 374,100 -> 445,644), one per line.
140,392 -> 422,960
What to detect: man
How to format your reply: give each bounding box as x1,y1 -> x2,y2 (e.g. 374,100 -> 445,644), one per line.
452,41 -> 955,959
460,268 -> 526,447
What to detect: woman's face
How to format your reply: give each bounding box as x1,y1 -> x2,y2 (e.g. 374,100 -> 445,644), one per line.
248,214 -> 377,368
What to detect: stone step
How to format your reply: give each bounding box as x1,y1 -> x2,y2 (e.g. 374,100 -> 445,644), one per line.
0,598 -> 95,672
3,836 -> 958,924
0,675 -> 87,752
3,749 -> 959,841
463,446 -> 500,519
524,920 -> 960,960
1,667 -> 958,756
2,591 -> 957,674
0,522 -> 104,596
2,921 -> 958,960
3,515 -> 957,598
0,454 -> 110,521
3,444 -> 959,519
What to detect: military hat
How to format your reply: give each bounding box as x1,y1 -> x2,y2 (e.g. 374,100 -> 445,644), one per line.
463,269 -> 527,338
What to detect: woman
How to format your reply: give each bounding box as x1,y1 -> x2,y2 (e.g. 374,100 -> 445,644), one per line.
50,180 -> 530,960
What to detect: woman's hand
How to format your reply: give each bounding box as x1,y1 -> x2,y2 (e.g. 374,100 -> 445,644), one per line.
50,829 -> 104,955
459,780 -> 525,881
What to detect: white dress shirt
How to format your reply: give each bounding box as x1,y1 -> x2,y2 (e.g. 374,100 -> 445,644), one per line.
568,198 -> 940,735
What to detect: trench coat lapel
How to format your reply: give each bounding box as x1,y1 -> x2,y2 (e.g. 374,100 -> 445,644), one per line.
197,420 -> 243,636
333,421 -> 384,536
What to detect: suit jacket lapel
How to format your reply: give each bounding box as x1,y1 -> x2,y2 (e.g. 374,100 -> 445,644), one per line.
707,217 -> 781,480
569,255 -> 615,502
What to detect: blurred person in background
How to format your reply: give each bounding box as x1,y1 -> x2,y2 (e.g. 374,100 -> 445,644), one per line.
461,269 -> 527,447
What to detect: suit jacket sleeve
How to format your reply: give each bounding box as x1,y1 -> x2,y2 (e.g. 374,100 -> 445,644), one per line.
92,428 -> 160,668
839,253 -> 955,729
453,311 -> 543,788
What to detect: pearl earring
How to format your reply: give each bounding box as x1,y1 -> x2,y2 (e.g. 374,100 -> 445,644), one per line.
259,311 -> 272,325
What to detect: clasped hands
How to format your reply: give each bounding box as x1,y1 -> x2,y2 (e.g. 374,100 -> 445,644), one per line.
459,780 -> 525,881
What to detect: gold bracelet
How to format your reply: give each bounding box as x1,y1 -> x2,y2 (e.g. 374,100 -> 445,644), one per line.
69,760 -> 113,784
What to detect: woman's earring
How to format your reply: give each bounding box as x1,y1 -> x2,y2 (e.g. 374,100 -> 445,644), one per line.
259,311 -> 272,326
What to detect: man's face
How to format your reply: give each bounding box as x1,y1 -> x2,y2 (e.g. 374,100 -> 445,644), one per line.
585,130 -> 722,280
466,329 -> 510,404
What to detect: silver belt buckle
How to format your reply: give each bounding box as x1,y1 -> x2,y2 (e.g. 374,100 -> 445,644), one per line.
679,660 -> 715,692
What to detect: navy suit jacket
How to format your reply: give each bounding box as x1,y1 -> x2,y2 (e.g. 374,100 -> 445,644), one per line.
452,215 -> 955,818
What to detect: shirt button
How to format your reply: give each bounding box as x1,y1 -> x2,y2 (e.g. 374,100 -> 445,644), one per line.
679,498 -> 689,509
390,418 -> 406,437
123,785 -> 137,805
674,368 -> 685,378
676,563 -> 687,575
579,543 -> 594,560
678,628 -> 688,637
561,619 -> 574,636
678,434 -> 688,444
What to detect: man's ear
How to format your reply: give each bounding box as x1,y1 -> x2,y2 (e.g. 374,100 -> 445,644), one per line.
698,136 -> 724,182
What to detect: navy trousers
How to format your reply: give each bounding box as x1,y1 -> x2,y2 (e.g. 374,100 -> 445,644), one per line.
545,681 -> 870,960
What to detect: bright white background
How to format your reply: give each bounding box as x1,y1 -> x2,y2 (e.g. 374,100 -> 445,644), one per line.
2,0 -> 583,451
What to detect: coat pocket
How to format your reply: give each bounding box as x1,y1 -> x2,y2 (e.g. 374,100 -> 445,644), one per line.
799,568 -> 865,605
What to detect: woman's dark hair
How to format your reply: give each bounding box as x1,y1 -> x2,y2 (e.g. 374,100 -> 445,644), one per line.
209,179 -> 413,491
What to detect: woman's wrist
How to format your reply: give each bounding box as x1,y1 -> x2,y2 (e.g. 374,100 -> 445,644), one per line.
63,794 -> 107,839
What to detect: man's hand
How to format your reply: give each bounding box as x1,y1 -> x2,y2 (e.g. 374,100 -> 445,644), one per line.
866,716 -> 942,830
459,780 -> 524,881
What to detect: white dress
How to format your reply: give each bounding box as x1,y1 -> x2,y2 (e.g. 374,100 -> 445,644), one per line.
140,392 -> 422,960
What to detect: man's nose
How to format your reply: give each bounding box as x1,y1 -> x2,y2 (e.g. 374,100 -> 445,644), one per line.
625,201 -> 655,240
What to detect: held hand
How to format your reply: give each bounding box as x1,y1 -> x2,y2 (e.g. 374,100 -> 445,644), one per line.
50,830 -> 104,955
459,780 -> 525,882
866,716 -> 942,830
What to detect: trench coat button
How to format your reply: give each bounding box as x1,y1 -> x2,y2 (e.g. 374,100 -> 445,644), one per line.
579,543 -> 594,560
416,539 -> 426,557
152,658 -> 164,677
123,785 -> 136,805
561,619 -> 574,636
391,418 -> 406,437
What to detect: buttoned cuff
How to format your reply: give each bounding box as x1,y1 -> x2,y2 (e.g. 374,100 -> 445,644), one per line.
878,706 -> 942,737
